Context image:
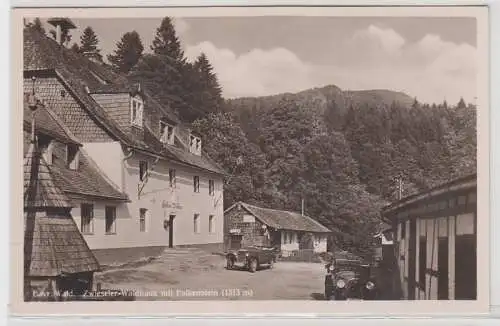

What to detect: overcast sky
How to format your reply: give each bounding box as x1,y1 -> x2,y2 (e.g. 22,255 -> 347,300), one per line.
42,16 -> 477,104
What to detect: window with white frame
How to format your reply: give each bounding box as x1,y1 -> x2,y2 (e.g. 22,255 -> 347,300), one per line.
193,214 -> 200,233
209,215 -> 214,233
66,144 -> 80,170
209,179 -> 215,196
169,168 -> 176,188
130,95 -> 144,127
81,203 -> 94,234
193,176 -> 200,193
105,206 -> 116,234
139,161 -> 148,182
37,135 -> 55,165
189,134 -> 202,155
139,208 -> 147,232
159,120 -> 175,145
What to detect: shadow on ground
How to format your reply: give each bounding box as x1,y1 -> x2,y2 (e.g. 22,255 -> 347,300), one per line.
310,292 -> 326,300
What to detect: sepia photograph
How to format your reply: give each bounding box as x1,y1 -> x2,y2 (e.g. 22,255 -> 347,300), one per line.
10,5 -> 489,316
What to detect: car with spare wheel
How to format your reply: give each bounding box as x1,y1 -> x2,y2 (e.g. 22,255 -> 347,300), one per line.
226,246 -> 279,273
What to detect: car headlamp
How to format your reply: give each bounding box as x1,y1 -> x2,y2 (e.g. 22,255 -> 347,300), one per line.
328,265 -> 334,272
336,279 -> 346,288
365,281 -> 375,290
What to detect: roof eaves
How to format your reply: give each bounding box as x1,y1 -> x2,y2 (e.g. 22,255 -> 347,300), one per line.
64,191 -> 130,202
382,173 -> 477,214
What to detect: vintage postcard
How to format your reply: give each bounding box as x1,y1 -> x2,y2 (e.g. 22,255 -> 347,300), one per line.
10,5 -> 489,316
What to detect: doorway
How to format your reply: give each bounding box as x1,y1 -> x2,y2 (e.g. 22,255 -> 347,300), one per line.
168,215 -> 175,248
455,234 -> 476,300
437,237 -> 449,300
229,234 -> 243,250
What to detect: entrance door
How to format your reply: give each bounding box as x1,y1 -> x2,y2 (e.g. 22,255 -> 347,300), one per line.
455,235 -> 476,299
407,219 -> 417,300
168,215 -> 175,248
230,235 -> 243,250
437,237 -> 449,300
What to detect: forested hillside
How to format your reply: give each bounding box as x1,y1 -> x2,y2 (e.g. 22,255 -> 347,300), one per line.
193,89 -> 476,255
47,16 -> 476,256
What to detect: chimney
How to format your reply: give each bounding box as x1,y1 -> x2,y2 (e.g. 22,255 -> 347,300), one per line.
47,18 -> 76,45
301,198 -> 305,216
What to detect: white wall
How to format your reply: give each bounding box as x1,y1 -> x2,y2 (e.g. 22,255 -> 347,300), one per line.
313,234 -> 328,253
280,230 -> 299,251
83,142 -> 123,191
79,149 -> 224,249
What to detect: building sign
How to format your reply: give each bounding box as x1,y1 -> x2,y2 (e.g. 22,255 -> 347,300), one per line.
162,200 -> 183,210
243,214 -> 255,223
229,228 -> 241,234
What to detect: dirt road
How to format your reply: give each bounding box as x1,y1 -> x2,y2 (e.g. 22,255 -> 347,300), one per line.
95,248 -> 326,300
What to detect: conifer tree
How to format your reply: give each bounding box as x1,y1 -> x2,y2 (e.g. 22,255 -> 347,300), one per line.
107,31 -> 144,73
192,52 -> 223,112
79,26 -> 102,60
151,17 -> 185,62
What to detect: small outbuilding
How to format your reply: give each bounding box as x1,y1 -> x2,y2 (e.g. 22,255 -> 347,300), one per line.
223,202 -> 331,257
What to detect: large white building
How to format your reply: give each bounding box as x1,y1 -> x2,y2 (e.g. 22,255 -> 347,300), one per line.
23,18 -> 226,265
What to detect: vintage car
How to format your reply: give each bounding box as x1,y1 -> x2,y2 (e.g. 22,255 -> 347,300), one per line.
226,246 -> 279,273
324,258 -> 378,300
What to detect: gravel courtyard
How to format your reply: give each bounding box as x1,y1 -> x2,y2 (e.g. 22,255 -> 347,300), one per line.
94,248 -> 327,300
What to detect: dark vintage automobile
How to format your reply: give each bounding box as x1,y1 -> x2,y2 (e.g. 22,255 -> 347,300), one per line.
226,246 -> 279,273
324,258 -> 379,300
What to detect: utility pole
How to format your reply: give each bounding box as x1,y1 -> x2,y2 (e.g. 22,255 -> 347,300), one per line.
394,176 -> 404,200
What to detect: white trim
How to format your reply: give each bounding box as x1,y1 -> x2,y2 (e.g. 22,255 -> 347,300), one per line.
159,119 -> 175,145
130,95 -> 144,128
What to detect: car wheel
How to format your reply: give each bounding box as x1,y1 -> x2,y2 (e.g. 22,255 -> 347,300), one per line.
248,258 -> 258,273
226,257 -> 234,270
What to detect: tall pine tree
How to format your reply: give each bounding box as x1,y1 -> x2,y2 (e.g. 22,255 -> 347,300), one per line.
107,31 -> 144,73
79,26 -> 102,61
192,52 -> 224,113
151,17 -> 185,62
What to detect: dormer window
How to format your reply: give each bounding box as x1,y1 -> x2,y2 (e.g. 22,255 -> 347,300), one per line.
37,135 -> 55,165
159,120 -> 175,145
189,134 -> 202,156
66,144 -> 80,170
130,95 -> 144,128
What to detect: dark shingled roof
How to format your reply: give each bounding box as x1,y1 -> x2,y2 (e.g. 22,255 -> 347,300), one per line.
24,143 -> 72,209
23,102 -> 129,202
24,214 -> 101,277
23,99 -> 81,145
23,130 -> 129,202
24,27 -> 225,175
24,141 -> 101,276
230,202 -> 332,233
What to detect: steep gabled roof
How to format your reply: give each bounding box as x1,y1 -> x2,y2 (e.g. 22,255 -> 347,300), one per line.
23,100 -> 81,145
24,141 -> 100,276
25,214 -> 101,277
23,129 -> 129,202
24,27 -> 225,175
226,202 -> 332,233
23,101 -> 129,202
24,142 -> 73,209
